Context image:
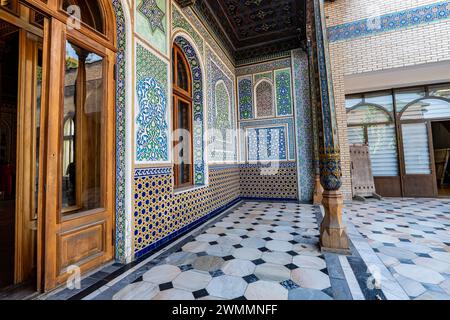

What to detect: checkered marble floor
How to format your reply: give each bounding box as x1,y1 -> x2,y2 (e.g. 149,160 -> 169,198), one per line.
109,202 -> 336,300
345,198 -> 450,300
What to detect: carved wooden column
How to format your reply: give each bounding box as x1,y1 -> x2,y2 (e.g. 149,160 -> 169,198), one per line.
307,0 -> 349,253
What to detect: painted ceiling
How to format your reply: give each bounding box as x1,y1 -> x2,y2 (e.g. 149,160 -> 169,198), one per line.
192,0 -> 306,63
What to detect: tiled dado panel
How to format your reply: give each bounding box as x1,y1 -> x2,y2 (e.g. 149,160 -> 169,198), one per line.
240,163 -> 298,200
133,166 -> 240,258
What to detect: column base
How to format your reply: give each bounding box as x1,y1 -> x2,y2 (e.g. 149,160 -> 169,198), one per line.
320,190 -> 351,254
313,175 -> 323,205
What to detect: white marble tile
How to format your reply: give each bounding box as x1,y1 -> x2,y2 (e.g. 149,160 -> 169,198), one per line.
291,268 -> 330,290
206,244 -> 235,257
413,257 -> 450,274
254,263 -> 291,282
222,259 -> 256,277
182,241 -> 209,254
293,256 -> 326,270
153,289 -> 195,300
173,270 -> 212,292
206,275 -> 248,300
394,264 -> 445,285
113,282 -> 159,300
266,240 -> 293,252
245,281 -> 288,300
143,265 -> 181,284
261,251 -> 293,265
394,274 -> 426,298
233,247 -> 262,260
241,237 -> 266,249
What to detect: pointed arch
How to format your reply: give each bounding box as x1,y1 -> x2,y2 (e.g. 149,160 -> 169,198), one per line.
173,35 -> 206,186
254,79 -> 275,118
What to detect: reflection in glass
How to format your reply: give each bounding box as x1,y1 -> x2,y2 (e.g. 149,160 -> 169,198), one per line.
176,99 -> 192,186
61,0 -> 104,33
347,105 -> 391,125
401,99 -> 450,120
62,41 -> 104,213
394,88 -> 426,112
365,91 -> 394,112
429,84 -> 450,99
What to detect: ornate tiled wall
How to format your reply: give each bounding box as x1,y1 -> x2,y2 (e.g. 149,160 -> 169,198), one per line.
136,0 -> 168,54
133,165 -> 240,258
112,0 -> 130,262
127,2 -> 317,261
240,163 -> 298,200
292,49 -> 315,202
135,43 -> 170,164
206,47 -> 237,163
174,35 -> 206,184
239,118 -> 296,161
246,126 -> 288,161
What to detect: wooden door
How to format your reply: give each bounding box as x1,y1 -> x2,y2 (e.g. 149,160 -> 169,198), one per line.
399,121 -> 437,197
42,19 -> 115,290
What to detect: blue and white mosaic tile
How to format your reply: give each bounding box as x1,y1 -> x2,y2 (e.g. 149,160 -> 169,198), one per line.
328,1 -> 450,42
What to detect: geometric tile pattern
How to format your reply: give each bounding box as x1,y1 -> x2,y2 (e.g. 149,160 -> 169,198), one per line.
119,202 -> 335,300
240,163 -> 298,200
346,198 -> 450,300
275,68 -> 293,116
133,166 -> 240,258
328,1 -> 450,43
291,49 -> 315,202
138,0 -> 165,33
136,0 -> 168,54
246,126 -> 287,161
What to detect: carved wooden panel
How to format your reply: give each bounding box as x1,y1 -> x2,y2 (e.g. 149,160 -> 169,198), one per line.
58,222 -> 105,272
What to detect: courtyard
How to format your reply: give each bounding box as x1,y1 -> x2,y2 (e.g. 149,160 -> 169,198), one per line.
44,199 -> 450,301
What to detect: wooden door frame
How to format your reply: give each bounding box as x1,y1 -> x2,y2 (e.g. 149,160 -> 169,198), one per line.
0,5 -> 48,291
172,44 -> 194,189
42,17 -> 116,290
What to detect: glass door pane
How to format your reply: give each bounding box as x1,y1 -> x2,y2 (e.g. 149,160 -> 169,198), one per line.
62,41 -> 104,214
402,122 -> 431,174
176,99 -> 192,186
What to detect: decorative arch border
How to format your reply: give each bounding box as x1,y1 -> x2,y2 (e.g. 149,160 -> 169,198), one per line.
112,0 -> 133,263
173,35 -> 206,185
254,78 -> 275,118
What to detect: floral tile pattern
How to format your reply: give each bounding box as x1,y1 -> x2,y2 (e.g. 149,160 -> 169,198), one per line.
275,68 -> 293,116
